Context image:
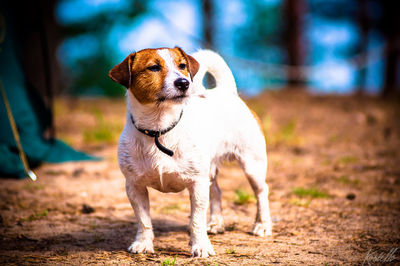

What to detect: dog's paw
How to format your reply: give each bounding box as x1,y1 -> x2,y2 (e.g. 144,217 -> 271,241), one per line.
191,241 -> 215,258
252,222 -> 272,237
127,239 -> 154,254
207,216 -> 225,235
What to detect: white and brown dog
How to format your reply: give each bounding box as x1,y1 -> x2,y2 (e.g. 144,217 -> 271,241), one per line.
109,47 -> 272,258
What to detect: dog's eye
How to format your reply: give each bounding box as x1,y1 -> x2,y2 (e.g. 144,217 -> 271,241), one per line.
178,63 -> 186,70
147,65 -> 161,72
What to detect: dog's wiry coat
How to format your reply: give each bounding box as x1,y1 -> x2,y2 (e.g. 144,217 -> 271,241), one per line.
110,47 -> 272,258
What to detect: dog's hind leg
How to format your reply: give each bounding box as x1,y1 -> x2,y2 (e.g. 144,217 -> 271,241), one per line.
240,155 -> 272,237
207,168 -> 225,234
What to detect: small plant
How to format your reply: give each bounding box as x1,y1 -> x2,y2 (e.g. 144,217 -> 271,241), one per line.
83,108 -> 122,144
268,118 -> 302,146
337,175 -> 359,185
24,209 -> 48,221
321,159 -> 331,166
234,189 -> 255,205
289,198 -> 311,207
23,183 -> 44,192
328,135 -> 340,143
225,248 -> 236,254
280,119 -> 296,142
161,203 -> 180,214
338,155 -> 359,164
84,126 -> 114,144
292,187 -> 330,199
225,223 -> 236,232
262,114 -> 272,133
161,256 -> 177,265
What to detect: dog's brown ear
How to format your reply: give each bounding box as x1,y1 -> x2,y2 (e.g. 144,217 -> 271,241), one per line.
108,53 -> 135,88
175,47 -> 199,80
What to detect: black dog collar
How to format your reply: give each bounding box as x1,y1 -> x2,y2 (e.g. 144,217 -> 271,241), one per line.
130,111 -> 183,157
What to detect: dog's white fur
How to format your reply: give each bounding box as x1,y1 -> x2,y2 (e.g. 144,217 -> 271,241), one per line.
118,49 -> 272,258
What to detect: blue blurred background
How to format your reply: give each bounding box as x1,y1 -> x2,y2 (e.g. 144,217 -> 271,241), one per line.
52,0 -> 399,97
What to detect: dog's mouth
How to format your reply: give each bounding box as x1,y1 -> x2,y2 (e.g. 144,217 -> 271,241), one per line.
157,94 -> 187,104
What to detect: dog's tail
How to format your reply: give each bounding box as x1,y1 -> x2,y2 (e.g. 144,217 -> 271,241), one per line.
191,50 -> 237,94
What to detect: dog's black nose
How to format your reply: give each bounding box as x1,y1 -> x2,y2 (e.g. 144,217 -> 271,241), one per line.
174,78 -> 189,92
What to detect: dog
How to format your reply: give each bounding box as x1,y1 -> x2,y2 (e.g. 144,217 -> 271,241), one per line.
109,47 -> 272,258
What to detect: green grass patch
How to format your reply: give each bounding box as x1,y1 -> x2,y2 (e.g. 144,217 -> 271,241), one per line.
292,187 -> 330,199
328,135 -> 340,143
23,183 -> 44,192
268,119 -> 302,146
338,155 -> 359,164
291,157 -> 304,164
337,175 -> 359,185
24,209 -> 48,221
84,125 -> 116,144
225,223 -> 236,232
161,203 -> 180,214
225,248 -> 236,254
161,256 -> 177,265
262,114 -> 272,133
321,159 -> 332,166
83,108 -> 122,144
234,189 -> 255,205
280,119 -> 296,141
289,198 -> 312,207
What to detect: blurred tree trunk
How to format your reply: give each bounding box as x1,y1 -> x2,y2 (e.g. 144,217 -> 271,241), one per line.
381,0 -> 400,97
202,0 -> 214,49
283,0 -> 306,87
356,0 -> 369,93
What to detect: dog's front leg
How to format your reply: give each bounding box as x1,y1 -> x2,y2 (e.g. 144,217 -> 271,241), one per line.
188,179 -> 215,258
126,181 -> 154,254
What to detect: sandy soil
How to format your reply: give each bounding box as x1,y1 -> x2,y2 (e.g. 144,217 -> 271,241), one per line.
1,90 -> 399,265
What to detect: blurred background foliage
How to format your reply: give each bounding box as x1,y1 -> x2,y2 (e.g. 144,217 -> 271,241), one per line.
36,0 -> 399,97
56,0 -> 147,97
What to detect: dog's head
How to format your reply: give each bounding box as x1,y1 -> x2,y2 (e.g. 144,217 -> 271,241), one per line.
109,47 -> 199,105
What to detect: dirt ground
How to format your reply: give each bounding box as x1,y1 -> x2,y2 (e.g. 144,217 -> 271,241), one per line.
1,90 -> 399,265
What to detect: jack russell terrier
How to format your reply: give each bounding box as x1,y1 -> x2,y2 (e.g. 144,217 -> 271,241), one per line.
109,47 -> 272,258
